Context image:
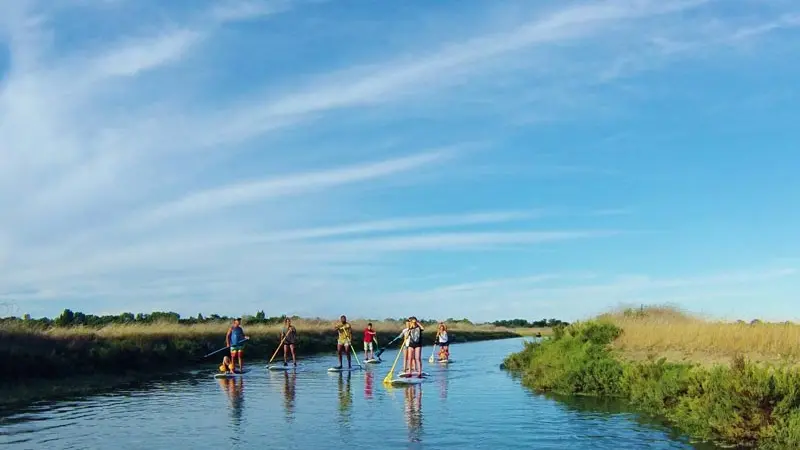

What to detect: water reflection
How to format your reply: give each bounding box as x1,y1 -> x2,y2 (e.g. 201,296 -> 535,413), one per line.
364,370 -> 374,399
404,385 -> 423,444
282,371 -> 297,421
337,372 -> 352,423
217,378 -> 244,429
438,371 -> 448,400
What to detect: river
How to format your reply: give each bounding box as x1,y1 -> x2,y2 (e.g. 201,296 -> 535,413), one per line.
1,338 -> 716,449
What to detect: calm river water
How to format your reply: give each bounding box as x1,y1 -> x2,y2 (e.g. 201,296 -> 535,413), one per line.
1,338 -> 716,449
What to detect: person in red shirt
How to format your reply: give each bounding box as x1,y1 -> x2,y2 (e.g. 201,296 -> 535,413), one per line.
363,322 -> 377,361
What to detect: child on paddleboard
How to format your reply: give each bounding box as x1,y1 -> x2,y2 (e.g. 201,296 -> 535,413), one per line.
219,355 -> 235,374
226,318 -> 249,373
281,318 -> 298,366
436,322 -> 449,361
334,315 -> 353,369
405,317 -> 424,377
363,322 -> 377,361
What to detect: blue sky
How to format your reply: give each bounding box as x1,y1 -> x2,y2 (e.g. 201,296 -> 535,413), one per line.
1,0 -> 800,323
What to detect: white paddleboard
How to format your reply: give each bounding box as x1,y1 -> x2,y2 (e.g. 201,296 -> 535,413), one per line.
267,365 -> 294,371
399,372 -> 429,378
365,359 -> 382,364
214,368 -> 251,378
437,359 -> 454,364
391,377 -> 424,385
327,366 -> 361,372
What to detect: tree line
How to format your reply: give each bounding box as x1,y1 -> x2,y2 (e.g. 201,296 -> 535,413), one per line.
491,318 -> 569,328
0,308 -> 567,329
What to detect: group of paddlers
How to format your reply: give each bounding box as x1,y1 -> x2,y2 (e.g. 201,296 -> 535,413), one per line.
218,316 -> 451,376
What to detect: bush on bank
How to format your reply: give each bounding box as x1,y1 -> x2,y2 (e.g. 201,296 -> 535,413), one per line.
503,321 -> 800,449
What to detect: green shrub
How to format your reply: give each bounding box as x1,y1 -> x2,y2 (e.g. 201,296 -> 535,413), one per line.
503,320 -> 800,448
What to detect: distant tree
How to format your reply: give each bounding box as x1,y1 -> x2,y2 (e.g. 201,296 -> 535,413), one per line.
255,310 -> 266,321
55,309 -> 74,327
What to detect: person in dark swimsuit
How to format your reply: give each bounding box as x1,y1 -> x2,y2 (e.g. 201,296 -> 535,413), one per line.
405,316 -> 424,377
281,318 -> 298,366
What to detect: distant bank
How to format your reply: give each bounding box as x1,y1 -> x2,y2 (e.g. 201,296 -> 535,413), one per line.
0,316 -> 531,407
502,306 -> 800,449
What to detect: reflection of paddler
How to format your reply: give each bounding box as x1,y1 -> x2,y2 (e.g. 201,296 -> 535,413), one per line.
404,384 -> 423,442
283,370 -> 297,419
217,377 -> 244,425
337,371 -> 353,417
364,370 -> 374,399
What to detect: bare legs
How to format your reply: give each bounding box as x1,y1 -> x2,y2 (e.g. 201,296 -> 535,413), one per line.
337,343 -> 352,368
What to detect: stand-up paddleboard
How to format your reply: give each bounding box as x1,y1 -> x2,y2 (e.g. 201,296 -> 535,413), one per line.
399,372 -> 430,378
327,366 -> 362,372
437,359 -> 454,364
214,368 -> 251,378
390,377 -> 424,385
365,359 -> 382,364
267,364 -> 295,371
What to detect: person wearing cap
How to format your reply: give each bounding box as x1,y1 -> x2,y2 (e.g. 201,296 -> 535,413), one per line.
226,318 -> 249,373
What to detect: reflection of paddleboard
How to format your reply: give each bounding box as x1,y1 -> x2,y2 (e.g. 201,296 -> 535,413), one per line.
327,366 -> 361,372
267,365 -> 295,371
365,359 -> 382,364
390,377 -> 424,385
214,368 -> 251,378
399,372 -> 429,378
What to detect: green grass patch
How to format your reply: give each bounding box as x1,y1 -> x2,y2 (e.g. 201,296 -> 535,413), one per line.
503,321 -> 800,449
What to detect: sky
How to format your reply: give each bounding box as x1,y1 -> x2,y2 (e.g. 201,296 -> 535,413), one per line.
1,0 -> 800,323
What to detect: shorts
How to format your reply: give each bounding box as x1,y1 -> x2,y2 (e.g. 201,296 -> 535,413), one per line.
337,339 -> 351,347
230,345 -> 243,354
364,341 -> 373,351
408,341 -> 422,349
283,341 -> 296,346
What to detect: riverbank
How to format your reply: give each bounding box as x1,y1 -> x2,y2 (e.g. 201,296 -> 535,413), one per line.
1,319 -> 517,407
502,308 -> 800,449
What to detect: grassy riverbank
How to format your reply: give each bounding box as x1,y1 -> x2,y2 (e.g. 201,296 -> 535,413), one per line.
1,318 -> 516,387
502,307 -> 800,449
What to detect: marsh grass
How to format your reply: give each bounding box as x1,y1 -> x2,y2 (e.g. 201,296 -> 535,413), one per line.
503,308 -> 800,448
4,318 -> 510,339
597,306 -> 800,366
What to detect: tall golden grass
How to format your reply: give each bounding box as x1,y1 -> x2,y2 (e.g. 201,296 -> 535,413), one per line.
599,305 -> 800,366
2,318 -> 513,339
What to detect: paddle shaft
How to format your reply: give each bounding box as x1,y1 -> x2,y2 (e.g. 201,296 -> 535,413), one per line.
203,337 -> 250,358
268,334 -> 287,364
383,337 -> 408,384
350,342 -> 363,368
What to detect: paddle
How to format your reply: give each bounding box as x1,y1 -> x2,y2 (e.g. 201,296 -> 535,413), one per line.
375,333 -> 403,359
372,337 -> 381,361
203,337 -> 250,359
383,337 -> 408,384
428,343 -> 438,363
349,342 -> 363,369
267,334 -> 287,366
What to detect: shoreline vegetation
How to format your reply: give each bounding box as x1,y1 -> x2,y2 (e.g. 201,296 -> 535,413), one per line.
0,309 -> 552,408
502,306 -> 800,449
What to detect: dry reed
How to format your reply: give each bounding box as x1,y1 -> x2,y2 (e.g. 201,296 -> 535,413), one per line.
3,318 -> 511,340
599,305 -> 800,366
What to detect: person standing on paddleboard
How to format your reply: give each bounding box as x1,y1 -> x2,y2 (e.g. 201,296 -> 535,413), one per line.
281,318 -> 298,367
226,318 -> 249,373
363,322 -> 377,361
398,319 -> 412,373
334,315 -> 353,370
436,322 -> 449,361
406,317 -> 424,377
